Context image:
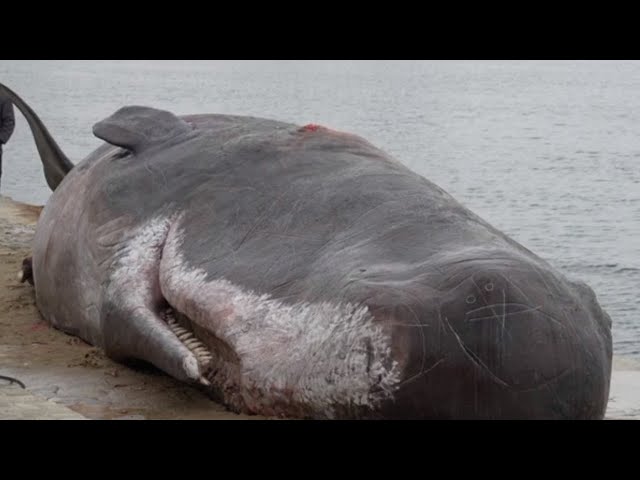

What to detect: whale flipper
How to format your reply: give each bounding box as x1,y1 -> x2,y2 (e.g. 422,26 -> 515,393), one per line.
93,106 -> 193,154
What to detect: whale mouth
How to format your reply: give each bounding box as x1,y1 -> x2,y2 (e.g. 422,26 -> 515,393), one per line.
160,306 -> 213,370
158,302 -> 243,409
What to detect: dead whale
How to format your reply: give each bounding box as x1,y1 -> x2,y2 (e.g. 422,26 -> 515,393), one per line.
1,82 -> 612,419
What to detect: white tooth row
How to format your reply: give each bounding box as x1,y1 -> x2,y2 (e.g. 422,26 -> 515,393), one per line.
164,313 -> 213,366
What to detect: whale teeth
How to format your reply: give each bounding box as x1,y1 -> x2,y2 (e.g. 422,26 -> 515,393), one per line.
199,376 -> 211,386
198,356 -> 212,366
164,314 -> 213,365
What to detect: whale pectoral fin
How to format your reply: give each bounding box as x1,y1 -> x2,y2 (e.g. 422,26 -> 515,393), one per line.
101,300 -> 207,385
92,106 -> 193,154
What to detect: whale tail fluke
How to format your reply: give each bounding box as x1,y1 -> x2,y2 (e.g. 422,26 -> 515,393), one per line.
0,82 -> 74,191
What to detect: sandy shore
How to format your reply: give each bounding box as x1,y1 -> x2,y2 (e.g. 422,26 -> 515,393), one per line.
0,194 -> 637,420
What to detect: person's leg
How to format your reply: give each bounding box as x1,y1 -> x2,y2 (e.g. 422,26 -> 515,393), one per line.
0,150 -> 3,191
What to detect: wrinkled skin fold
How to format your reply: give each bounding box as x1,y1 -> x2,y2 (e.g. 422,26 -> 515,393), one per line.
1,82 -> 613,419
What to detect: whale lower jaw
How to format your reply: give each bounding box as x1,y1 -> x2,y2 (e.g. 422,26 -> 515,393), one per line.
104,214 -> 401,419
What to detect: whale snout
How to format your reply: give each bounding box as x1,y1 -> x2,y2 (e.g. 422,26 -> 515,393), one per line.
378,255 -> 612,419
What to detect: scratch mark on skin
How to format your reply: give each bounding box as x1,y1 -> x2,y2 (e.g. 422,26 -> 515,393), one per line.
278,197 -> 303,238
442,313 -> 511,389
440,256 -> 520,267
146,158 -> 169,188
404,303 -> 427,374
439,274 -> 475,296
207,185 -> 259,194
501,289 -> 507,346
97,256 -> 115,269
466,304 -> 543,322
374,285 -> 429,374
143,161 -> 159,189
518,367 -> 573,393
157,166 -> 169,188
543,370 -> 573,419
443,305 -> 575,395
256,250 -> 290,293
95,240 -> 125,249
395,357 -> 446,389
258,231 -> 319,241
531,262 -> 555,294
534,310 -> 565,328
234,191 -> 287,251
382,322 -> 431,329
562,309 -> 598,365
311,193 -> 430,258
470,278 -> 501,323
465,302 -> 543,317
490,275 -> 566,329
499,274 -> 536,309
268,279 -> 296,296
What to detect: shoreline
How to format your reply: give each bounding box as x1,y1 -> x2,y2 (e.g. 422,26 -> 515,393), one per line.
0,194 -> 637,419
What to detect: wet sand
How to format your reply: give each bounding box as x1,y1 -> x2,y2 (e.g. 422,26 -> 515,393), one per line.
0,195 -> 637,420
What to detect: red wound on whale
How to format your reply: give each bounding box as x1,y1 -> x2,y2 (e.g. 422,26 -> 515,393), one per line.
299,124 -> 323,132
